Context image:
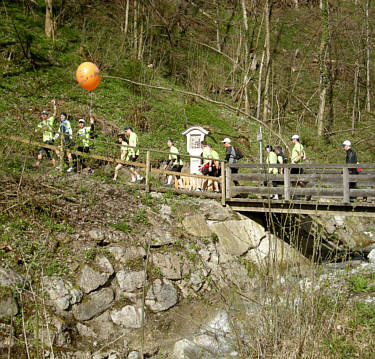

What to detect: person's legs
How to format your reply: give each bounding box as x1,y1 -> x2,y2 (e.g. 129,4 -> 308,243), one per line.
232,167 -> 239,186
36,148 -> 43,168
114,163 -> 123,180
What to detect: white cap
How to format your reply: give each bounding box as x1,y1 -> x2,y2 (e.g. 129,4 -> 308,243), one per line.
221,138 -> 231,143
342,140 -> 351,146
78,118 -> 85,123
291,134 -> 299,140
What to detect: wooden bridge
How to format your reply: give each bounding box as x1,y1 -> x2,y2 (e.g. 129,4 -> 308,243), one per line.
2,134 -> 375,217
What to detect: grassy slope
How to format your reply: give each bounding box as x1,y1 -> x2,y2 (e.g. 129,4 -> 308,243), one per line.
1,2 -> 374,166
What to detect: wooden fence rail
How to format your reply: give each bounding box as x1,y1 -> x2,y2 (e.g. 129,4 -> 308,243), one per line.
2,134 -> 375,209
227,163 -> 375,203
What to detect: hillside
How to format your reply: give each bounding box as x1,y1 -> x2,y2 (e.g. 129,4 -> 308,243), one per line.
1,0 -> 375,165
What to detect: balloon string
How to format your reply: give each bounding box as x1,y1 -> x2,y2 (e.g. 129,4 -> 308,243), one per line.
89,92 -> 93,117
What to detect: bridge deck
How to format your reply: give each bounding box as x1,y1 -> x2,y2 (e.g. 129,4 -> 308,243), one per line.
227,197 -> 375,217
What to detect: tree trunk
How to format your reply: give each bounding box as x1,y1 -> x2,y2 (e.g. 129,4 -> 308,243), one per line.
240,0 -> 250,114
317,0 -> 330,137
352,61 -> 359,132
366,0 -> 371,113
137,3 -> 143,60
263,0 -> 271,123
45,0 -> 53,39
133,0 -> 138,56
214,0 -> 221,51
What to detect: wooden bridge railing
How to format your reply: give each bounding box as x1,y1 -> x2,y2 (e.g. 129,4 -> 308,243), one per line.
226,163 -> 375,203
0,134 -> 226,204
2,134 -> 375,207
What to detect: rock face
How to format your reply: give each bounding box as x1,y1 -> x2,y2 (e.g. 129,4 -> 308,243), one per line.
44,277 -> 83,311
172,339 -> 203,359
0,296 -> 18,318
78,265 -> 110,294
246,233 -> 310,269
0,267 -> 25,288
304,214 -> 375,251
146,279 -> 178,312
209,219 -> 265,256
116,270 -> 145,292
111,305 -> 143,329
152,253 -> 182,280
72,287 -> 114,321
182,214 -> 212,237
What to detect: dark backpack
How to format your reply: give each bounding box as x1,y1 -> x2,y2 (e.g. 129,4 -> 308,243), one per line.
233,146 -> 244,160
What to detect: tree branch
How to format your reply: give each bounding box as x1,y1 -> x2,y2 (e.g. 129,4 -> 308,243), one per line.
103,75 -> 290,150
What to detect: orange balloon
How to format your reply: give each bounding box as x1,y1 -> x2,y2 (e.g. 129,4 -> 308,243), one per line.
76,62 -> 101,91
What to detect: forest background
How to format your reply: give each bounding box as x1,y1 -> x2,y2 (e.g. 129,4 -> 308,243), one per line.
1,0 -> 375,164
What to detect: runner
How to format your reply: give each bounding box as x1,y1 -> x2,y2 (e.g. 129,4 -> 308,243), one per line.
222,138 -> 239,186
35,99 -> 57,169
113,134 -> 129,181
125,126 -> 143,182
166,139 -> 184,188
55,112 -> 74,172
75,116 -> 94,174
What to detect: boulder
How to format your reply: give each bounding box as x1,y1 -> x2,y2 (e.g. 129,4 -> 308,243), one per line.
182,215 -> 211,238
209,219 -> 265,257
172,339 -> 203,359
146,279 -> 178,312
116,270 -> 146,292
72,287 -> 114,321
368,249 -> 375,263
43,276 -> 81,311
111,305 -> 143,329
0,267 -> 25,288
78,265 -> 110,294
88,311 -> 118,341
201,200 -> 238,222
246,233 -> 309,270
77,322 -> 96,338
128,351 -> 140,359
152,253 -> 182,280
0,295 -> 18,318
95,255 -> 114,276
107,246 -> 146,264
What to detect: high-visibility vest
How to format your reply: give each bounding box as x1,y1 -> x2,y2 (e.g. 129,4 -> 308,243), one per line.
77,126 -> 92,147
169,146 -> 183,166
37,116 -> 54,142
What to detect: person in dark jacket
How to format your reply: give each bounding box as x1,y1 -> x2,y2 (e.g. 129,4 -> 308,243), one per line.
222,138 -> 239,186
342,140 -> 358,201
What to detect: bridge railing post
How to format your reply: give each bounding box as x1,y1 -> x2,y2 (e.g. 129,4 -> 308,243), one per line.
343,167 -> 350,203
221,161 -> 226,206
284,167 -> 290,201
225,165 -> 232,200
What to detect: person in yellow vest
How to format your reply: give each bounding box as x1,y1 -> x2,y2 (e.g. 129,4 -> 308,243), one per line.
265,145 -> 279,199
290,134 -> 310,200
166,139 -> 184,188
75,116 -> 94,174
35,99 -> 57,169
125,126 -> 143,182
113,134 -> 129,181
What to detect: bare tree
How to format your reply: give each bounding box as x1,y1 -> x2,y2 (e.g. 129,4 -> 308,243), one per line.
366,0 -> 371,113
45,0 -> 54,39
317,0 -> 330,137
262,0 -> 272,123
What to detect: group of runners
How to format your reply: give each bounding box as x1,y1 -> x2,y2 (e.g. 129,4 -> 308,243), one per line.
35,99 -> 95,175
36,100 -> 360,196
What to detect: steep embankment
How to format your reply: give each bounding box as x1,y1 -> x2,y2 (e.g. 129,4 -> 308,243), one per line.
1,172 -> 375,358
